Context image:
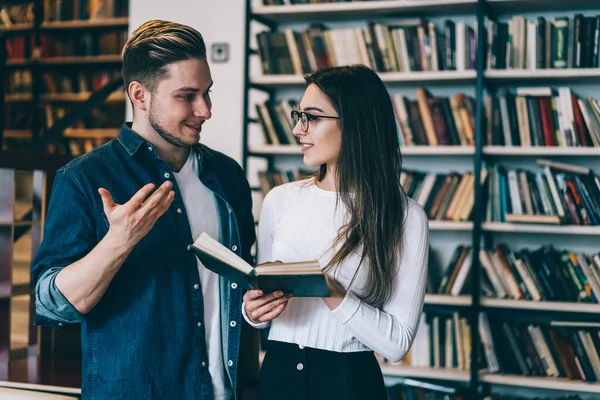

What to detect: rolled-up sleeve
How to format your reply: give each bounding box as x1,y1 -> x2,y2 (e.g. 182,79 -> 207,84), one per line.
32,167 -> 95,327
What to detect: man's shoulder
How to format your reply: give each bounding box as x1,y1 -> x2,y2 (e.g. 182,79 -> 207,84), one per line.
199,144 -> 242,172
59,140 -> 119,175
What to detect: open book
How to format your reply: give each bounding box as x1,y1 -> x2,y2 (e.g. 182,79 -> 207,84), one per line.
188,233 -> 330,297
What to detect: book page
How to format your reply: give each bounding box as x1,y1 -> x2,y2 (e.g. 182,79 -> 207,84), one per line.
256,260 -> 322,276
192,233 -> 253,275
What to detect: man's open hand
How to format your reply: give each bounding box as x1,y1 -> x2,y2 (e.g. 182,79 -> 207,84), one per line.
98,182 -> 175,248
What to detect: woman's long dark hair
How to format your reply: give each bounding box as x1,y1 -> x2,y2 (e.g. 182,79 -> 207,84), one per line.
305,65 -> 407,308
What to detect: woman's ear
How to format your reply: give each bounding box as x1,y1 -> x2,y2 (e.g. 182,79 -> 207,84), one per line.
128,81 -> 148,111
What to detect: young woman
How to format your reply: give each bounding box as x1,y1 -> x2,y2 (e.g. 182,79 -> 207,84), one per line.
242,65 -> 429,400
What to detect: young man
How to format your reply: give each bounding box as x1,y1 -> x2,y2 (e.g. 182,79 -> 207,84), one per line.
32,20 -> 257,400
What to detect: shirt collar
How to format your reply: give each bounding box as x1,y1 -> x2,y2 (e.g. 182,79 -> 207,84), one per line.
117,122 -> 205,172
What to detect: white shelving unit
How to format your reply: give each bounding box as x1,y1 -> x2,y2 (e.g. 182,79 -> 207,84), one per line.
244,0 -> 600,397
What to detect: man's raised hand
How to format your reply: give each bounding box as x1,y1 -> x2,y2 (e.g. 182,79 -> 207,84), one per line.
98,182 -> 175,248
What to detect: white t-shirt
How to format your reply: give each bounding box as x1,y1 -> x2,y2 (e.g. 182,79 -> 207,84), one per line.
174,149 -> 231,400
242,179 -> 429,363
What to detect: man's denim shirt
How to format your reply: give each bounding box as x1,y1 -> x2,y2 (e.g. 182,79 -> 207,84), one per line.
31,124 -> 256,400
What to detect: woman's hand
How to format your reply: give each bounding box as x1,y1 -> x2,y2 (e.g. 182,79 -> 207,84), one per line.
322,274 -> 346,310
243,290 -> 292,324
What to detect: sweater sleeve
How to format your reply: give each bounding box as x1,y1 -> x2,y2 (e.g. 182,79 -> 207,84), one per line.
329,200 -> 429,362
241,189 -> 278,329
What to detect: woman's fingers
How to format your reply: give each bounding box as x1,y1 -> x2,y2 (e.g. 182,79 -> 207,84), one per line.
244,291 -> 286,312
246,293 -> 292,322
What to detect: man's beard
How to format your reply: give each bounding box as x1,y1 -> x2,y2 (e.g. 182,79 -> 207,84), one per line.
148,105 -> 190,148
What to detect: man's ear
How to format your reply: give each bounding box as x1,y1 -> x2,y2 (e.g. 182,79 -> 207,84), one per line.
128,81 -> 149,111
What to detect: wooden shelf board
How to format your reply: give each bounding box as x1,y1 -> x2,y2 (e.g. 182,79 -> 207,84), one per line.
0,381 -> 81,396
251,71 -> 476,86
3,130 -> 32,139
6,59 -> 31,67
381,365 -> 470,382
0,23 -> 33,33
486,68 -> 600,82
41,17 -> 128,30
63,128 -> 119,138
428,221 -> 473,231
425,294 -> 472,306
482,222 -> 600,235
13,220 -> 41,227
249,145 -> 476,156
487,0 -> 600,13
252,0 -> 477,22
483,146 -> 600,156
481,374 -> 600,393
39,55 -> 122,65
481,298 -> 600,313
6,92 -> 126,103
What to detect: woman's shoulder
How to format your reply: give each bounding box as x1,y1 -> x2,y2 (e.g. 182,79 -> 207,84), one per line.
265,178 -> 315,198
404,197 -> 428,229
263,178 -> 316,205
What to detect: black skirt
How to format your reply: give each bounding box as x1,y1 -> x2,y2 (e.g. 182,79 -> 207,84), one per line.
259,340 -> 387,400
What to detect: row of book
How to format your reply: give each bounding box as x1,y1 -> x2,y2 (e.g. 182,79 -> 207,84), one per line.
6,31 -> 127,60
255,100 -> 300,146
255,92 -> 476,148
484,319 -> 600,382
402,169 -> 482,222
4,101 -> 124,131
254,86 -> 600,148
394,90 -> 475,147
0,5 -> 33,26
397,313 -> 600,383
2,135 -> 111,158
5,69 -> 121,96
253,159 -> 599,227
44,0 -> 128,22
256,19 -> 476,75
257,169 -> 312,195
0,1 -> 127,26
487,14 -> 600,70
386,378 -> 465,400
486,160 -> 600,226
431,243 -> 600,303
392,312 -> 472,371
487,88 -> 600,148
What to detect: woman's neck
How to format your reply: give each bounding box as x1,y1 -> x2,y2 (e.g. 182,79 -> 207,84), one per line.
316,164 -> 337,192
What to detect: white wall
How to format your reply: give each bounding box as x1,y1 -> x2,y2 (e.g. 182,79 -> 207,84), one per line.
129,0 -> 247,164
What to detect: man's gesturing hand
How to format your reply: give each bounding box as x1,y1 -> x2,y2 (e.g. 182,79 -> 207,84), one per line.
98,181 -> 175,248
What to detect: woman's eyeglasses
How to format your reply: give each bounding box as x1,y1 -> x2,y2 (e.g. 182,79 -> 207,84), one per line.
291,110 -> 340,132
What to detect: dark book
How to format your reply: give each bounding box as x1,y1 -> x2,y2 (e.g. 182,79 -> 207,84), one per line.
188,233 -> 330,297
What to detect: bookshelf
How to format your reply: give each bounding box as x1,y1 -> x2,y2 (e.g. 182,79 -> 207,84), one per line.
243,0 -> 600,398
1,0 -> 128,157
0,167 -> 45,383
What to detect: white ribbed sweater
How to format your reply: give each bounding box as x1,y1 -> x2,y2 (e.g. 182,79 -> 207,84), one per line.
242,180 -> 429,362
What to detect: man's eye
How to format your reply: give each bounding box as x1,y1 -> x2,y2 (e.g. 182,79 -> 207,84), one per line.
179,94 -> 194,101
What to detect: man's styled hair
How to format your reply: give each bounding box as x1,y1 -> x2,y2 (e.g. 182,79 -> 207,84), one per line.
121,19 -> 207,93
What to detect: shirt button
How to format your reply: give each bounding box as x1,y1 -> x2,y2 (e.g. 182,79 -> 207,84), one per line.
230,321 -> 236,327
177,208 -> 183,214
148,146 -> 153,151
298,345 -> 305,349
197,322 -> 202,328
164,172 -> 170,179
231,283 -> 238,289
194,284 -> 199,290
231,245 -> 238,251
57,322 -> 63,327
296,363 -> 304,371
201,361 -> 207,367
228,360 -> 233,367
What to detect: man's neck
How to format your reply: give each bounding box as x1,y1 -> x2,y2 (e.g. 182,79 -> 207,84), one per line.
131,119 -> 191,172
